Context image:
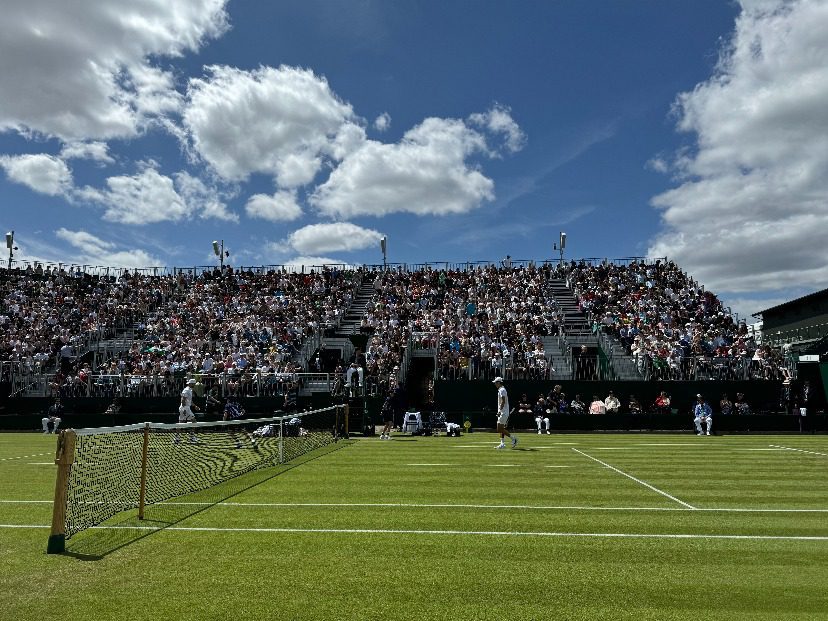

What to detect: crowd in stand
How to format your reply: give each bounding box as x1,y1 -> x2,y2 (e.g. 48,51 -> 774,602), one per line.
0,265 -> 135,374
2,264 -> 360,398
1,258 -> 797,404
565,260 -> 788,380
360,264 -> 561,386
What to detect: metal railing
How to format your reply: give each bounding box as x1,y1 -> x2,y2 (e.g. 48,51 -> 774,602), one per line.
764,323 -> 828,348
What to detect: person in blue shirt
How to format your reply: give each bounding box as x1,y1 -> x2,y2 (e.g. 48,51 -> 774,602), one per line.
693,394 -> 713,436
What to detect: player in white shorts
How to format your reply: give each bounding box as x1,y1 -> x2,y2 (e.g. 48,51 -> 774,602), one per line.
493,377 -> 517,449
179,378 -> 198,422
175,378 -> 199,443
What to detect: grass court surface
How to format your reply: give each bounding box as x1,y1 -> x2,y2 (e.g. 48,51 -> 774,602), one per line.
1,431 -> 828,620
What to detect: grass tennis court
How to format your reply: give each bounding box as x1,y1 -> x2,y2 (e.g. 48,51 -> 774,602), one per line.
2,431 -> 828,620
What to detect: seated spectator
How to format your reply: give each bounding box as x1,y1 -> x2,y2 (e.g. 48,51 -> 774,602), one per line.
719,394 -> 732,416
534,395 -> 550,434
517,394 -> 532,415
223,396 -> 245,420
42,397 -> 63,434
628,395 -> 642,415
734,392 -> 750,415
570,394 -> 586,415
654,391 -> 671,414
589,395 -> 607,415
604,390 -> 621,414
693,394 -> 713,436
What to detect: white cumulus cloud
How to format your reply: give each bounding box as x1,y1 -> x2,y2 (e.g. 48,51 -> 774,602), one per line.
649,0 -> 828,294
0,153 -> 72,196
77,166 -> 234,225
55,227 -> 161,268
373,112 -> 391,132
468,104 -> 527,154
59,142 -> 115,164
175,172 -> 237,222
286,222 -> 384,255
245,191 -> 303,222
184,65 -> 354,185
0,0 -> 229,141
310,116 -> 500,218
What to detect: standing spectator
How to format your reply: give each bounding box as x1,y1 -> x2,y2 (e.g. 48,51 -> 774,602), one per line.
604,391 -> 621,414
693,394 -> 713,436
795,380 -> 812,434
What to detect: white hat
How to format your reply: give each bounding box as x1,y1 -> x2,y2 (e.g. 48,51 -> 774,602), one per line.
492,376 -> 504,384
187,378 -> 197,385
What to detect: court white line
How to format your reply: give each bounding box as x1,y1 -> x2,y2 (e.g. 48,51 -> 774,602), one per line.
638,443 -> 706,446
406,464 -> 455,466
737,449 -> 788,451
2,523 -> 827,541
27,462 -> 55,465
544,465 -> 571,468
769,445 -> 828,457
571,448 -> 697,510
485,464 -> 521,467
3,499 -> 828,513
0,452 -> 52,462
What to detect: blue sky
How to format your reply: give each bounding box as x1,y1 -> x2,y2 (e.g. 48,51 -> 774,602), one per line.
2,0 -> 827,319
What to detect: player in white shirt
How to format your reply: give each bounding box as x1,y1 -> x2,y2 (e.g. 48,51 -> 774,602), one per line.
493,377 -> 517,449
175,378 -> 199,443
179,378 -> 198,422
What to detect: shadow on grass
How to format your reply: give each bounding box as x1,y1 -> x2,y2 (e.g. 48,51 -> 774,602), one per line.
63,440 -> 353,560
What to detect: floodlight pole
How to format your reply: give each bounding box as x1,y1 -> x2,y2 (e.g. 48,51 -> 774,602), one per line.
212,239 -> 225,270
380,236 -> 387,270
6,230 -> 14,270
558,231 -> 566,267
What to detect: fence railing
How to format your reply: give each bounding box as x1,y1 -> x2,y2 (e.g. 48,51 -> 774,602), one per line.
764,323 -> 828,348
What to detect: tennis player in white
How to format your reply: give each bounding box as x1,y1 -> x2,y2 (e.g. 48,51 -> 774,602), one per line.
179,378 -> 198,422
493,377 -> 517,449
175,378 -> 199,444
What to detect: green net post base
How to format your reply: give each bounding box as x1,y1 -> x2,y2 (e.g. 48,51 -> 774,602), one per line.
46,533 -> 65,554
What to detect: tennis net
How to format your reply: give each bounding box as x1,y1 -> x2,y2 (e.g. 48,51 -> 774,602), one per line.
47,405 -> 344,553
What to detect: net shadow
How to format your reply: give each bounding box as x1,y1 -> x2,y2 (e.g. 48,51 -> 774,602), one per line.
64,441 -> 351,560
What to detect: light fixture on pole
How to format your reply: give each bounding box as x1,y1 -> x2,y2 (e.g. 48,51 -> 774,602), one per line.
558,231 -> 566,266
212,240 -> 229,270
6,230 -> 17,270
380,236 -> 387,270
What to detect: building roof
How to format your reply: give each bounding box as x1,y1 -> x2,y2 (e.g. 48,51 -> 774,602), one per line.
754,287 -> 828,317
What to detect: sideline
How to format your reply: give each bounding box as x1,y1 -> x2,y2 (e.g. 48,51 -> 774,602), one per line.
2,523 -> 827,542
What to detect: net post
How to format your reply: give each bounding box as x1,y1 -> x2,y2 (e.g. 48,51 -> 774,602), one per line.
344,404 -> 349,439
138,423 -> 150,520
47,429 -> 76,554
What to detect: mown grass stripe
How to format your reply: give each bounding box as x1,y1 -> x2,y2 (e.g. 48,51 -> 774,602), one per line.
3,523 -> 828,542
572,448 -> 697,509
